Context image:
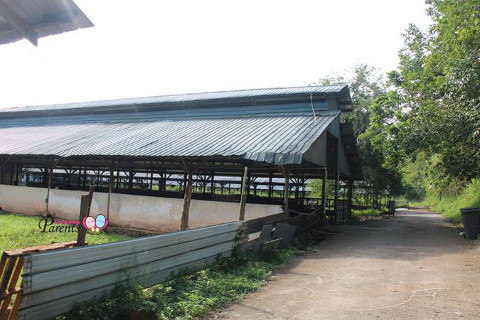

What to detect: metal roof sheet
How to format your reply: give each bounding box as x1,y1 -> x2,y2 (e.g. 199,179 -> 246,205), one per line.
0,109 -> 339,165
0,85 -> 349,116
0,0 -> 93,46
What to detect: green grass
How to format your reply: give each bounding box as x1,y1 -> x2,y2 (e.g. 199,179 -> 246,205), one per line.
432,179 -> 480,223
409,179 -> 480,224
60,248 -> 298,320
352,208 -> 382,217
0,212 -> 130,253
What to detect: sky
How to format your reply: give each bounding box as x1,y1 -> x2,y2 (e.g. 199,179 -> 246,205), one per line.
0,0 -> 432,109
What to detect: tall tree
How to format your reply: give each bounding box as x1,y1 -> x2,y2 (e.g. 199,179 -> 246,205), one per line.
318,64 -> 404,199
391,0 -> 480,180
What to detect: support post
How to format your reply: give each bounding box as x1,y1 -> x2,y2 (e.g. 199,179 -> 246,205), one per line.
210,171 -> 215,195
268,174 -> 273,199
107,165 -> 115,221
282,166 -> 290,214
334,171 -> 340,223
0,156 -> 8,185
45,167 -> 53,214
128,169 -> 134,190
45,158 -> 64,215
322,167 -> 327,224
180,161 -> 193,231
347,179 -> 353,218
238,166 -> 248,220
77,195 -> 90,246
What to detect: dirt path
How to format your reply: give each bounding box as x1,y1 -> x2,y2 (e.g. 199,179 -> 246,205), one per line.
214,210 -> 480,319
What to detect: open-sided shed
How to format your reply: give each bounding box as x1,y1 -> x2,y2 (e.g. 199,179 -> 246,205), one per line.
0,85 -> 361,231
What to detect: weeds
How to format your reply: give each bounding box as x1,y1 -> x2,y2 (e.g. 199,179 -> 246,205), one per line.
410,179 -> 480,224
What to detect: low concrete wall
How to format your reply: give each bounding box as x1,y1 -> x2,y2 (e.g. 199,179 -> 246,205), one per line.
0,185 -> 282,232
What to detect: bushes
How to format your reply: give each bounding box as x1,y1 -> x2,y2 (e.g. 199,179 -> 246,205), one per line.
432,179 -> 480,223
411,179 -> 480,224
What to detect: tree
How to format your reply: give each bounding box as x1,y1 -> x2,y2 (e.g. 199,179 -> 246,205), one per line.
316,64 -> 404,202
392,0 -> 480,180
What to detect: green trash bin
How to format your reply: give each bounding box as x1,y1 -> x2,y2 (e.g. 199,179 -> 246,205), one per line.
461,207 -> 480,240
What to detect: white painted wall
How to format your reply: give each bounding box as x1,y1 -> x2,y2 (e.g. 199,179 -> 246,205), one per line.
0,185 -> 282,232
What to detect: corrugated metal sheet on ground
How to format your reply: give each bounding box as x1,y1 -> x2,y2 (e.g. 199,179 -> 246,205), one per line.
0,110 -> 339,165
18,221 -> 243,320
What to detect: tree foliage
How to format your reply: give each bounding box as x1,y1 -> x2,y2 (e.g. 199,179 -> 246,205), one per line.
362,0 -> 480,202
390,0 -> 480,180
319,64 -> 404,196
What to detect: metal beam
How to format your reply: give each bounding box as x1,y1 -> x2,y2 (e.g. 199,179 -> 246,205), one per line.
0,0 -> 38,46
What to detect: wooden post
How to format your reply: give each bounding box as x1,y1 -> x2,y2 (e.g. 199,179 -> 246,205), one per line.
128,169 -> 134,190
347,179 -> 353,218
322,167 -> 327,224
238,166 -> 248,220
107,166 -> 114,221
78,184 -> 94,246
210,171 -> 215,194
77,194 -> 90,246
282,166 -> 290,213
334,171 -> 340,223
268,174 -> 273,199
180,162 -> 193,231
45,166 -> 53,214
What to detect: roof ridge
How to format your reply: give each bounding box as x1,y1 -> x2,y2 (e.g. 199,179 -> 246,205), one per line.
0,84 -> 349,115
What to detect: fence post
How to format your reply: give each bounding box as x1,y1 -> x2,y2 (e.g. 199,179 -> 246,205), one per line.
77,194 -> 90,246
239,166 -> 248,220
180,169 -> 193,231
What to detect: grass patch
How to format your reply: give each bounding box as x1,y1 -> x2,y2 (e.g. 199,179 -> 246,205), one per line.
352,208 -> 382,217
409,179 -> 480,224
432,179 -> 480,224
0,212 -> 130,253
60,247 -> 298,320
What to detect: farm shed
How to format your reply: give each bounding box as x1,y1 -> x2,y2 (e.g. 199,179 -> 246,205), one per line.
0,85 -> 362,232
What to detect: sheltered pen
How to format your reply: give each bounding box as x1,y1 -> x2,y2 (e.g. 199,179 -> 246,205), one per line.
0,85 -> 362,231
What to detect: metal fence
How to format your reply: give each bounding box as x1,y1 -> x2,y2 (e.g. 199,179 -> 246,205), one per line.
17,221 -> 242,320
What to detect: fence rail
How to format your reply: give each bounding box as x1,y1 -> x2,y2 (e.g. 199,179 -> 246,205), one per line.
10,206 -> 342,320
17,221 -> 242,320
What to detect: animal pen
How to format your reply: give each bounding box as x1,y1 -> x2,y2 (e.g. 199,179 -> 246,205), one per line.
0,85 -> 362,319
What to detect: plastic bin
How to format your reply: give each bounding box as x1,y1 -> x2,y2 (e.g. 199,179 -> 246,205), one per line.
461,207 -> 480,240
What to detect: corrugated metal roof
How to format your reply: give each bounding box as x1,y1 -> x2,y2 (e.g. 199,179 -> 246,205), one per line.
0,109 -> 339,165
0,85 -> 349,115
0,0 -> 93,46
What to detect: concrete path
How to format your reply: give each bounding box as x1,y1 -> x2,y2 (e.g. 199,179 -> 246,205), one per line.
214,211 -> 480,320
